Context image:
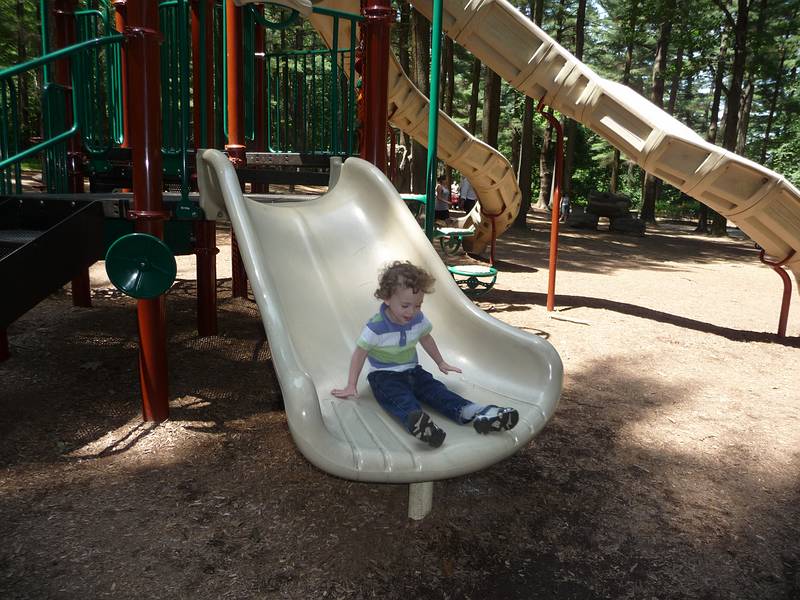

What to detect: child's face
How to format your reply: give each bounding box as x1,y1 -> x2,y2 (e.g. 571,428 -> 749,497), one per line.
384,286 -> 424,325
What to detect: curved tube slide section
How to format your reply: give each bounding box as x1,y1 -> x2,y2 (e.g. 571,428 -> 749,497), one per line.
412,0 -> 800,284
311,0 -> 522,253
196,149 -> 563,483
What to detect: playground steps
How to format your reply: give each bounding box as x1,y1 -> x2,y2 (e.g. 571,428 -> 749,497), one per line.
0,199 -> 104,329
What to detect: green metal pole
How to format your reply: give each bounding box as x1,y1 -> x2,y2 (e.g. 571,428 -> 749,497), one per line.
40,0 -> 50,84
424,0 -> 443,240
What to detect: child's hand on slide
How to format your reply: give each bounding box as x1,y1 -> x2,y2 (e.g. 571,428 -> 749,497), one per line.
438,362 -> 462,374
331,384 -> 358,398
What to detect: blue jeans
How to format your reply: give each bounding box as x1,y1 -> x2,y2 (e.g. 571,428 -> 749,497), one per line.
367,366 -> 472,430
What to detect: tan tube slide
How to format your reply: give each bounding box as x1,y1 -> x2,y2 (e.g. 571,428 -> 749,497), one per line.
311,0 -> 522,254
410,0 -> 800,285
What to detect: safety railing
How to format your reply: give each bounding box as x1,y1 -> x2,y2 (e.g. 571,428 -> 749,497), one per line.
159,0 -> 192,201
0,34 -> 124,195
245,5 -> 362,156
3,0 -> 360,201
74,2 -> 124,157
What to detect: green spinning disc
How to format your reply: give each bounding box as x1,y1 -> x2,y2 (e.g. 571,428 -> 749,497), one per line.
105,233 -> 177,299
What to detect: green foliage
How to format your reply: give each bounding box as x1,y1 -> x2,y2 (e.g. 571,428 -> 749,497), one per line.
2,0 -> 800,207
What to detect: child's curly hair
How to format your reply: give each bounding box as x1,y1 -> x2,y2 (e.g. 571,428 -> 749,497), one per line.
374,261 -> 435,300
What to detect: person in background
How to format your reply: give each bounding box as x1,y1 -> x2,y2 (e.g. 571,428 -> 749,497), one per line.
434,174 -> 450,222
459,176 -> 478,213
559,194 -> 571,223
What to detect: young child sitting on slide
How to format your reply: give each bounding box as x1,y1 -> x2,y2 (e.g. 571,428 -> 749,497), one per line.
331,261 -> 518,448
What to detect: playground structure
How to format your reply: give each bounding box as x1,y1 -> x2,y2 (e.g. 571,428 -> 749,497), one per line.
2,0 -> 799,515
1,0 -> 367,391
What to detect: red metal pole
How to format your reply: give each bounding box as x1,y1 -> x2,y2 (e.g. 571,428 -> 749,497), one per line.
53,0 -> 92,307
759,249 -> 795,338
538,102 -> 564,312
191,0 -> 218,336
125,0 -> 170,422
360,0 -> 393,172
225,0 -> 248,299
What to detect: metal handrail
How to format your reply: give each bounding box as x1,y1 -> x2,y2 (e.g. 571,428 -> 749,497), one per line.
0,35 -> 124,172
74,5 -> 124,155
232,4 -> 361,155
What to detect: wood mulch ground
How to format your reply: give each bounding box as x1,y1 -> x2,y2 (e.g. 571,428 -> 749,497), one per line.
2,209 -> 799,599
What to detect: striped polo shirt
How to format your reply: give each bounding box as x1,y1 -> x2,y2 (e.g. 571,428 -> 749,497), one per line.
357,304 -> 433,372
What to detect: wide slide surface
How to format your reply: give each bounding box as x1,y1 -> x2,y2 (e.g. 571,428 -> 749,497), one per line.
412,0 -> 800,284
196,149 -> 563,483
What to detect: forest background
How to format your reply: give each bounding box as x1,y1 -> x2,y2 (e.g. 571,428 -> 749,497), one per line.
2,0 -> 799,236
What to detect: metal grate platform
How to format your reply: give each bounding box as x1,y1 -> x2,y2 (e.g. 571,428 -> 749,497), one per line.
0,230 -> 42,245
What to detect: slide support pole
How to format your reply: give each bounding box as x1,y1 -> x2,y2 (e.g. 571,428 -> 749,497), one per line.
538,102 -> 564,312
759,249 -> 795,338
225,0 -> 249,299
408,481 -> 434,520
125,0 -> 170,422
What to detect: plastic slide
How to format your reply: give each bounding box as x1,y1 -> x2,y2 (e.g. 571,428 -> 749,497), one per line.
196,148 -> 563,483
310,0 -> 522,254
408,0 -> 800,285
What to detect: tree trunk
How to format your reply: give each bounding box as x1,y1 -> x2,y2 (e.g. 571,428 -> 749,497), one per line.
736,0 -> 766,156
482,68 -> 501,149
761,5 -> 799,163
609,0 -> 638,195
516,0 -> 542,223
443,36 -> 454,186
411,7 -> 430,193
667,43 -> 684,115
514,95 -> 535,228
640,6 -> 673,224
562,0 -> 586,203
735,80 -> 753,155
398,2 -> 410,73
467,57 -> 481,136
536,126 -> 553,209
760,43 -> 786,164
17,0 -> 28,140
713,0 -> 749,236
697,25 -> 728,233
511,128 -> 521,179
535,0 -> 564,210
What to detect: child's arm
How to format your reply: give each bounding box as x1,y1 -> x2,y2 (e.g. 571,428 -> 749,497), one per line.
331,347 -> 369,398
419,334 -> 462,374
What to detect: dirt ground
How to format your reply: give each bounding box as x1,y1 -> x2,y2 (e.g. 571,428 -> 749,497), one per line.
2,210 -> 799,600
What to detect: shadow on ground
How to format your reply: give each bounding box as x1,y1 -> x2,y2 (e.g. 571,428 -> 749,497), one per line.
1,283 -> 797,599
